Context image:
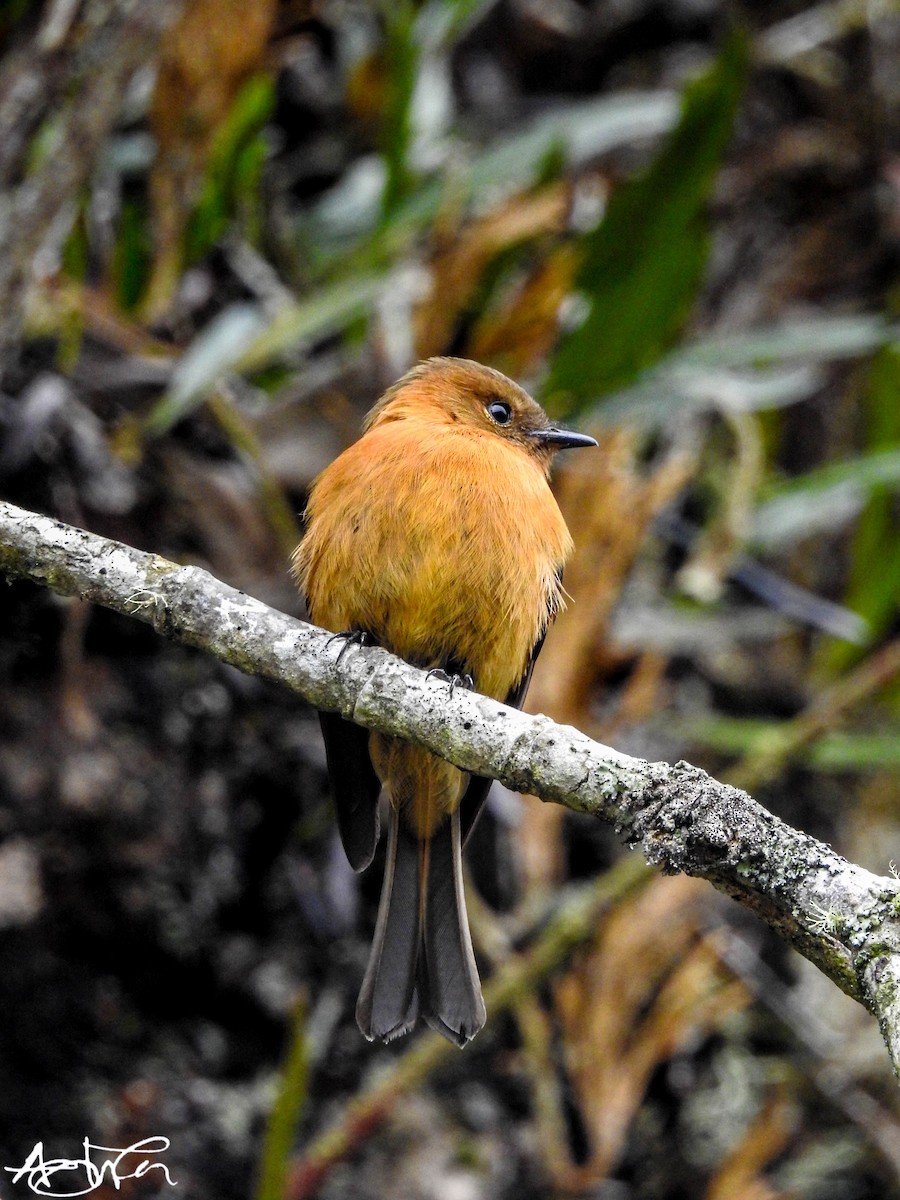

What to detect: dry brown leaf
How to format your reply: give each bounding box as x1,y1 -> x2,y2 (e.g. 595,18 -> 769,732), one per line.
518,432 -> 695,890
145,0 -> 279,318
58,599 -> 102,741
345,51 -> 387,130
515,995 -> 575,1184
547,875 -> 750,1188
413,185 -> 570,359
605,649 -> 670,735
468,244 -> 579,376
531,430 -> 694,724
705,1090 -> 796,1200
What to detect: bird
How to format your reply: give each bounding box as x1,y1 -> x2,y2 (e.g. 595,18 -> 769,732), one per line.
293,356 -> 596,1046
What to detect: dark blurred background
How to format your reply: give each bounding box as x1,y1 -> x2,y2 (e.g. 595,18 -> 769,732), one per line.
1,0 -> 900,1197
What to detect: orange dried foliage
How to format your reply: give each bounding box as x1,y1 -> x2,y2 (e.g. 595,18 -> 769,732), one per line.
518,432 -> 695,890
531,431 -> 694,724
345,52 -> 387,129
705,1090 -> 796,1200
548,876 -> 750,1189
145,0 -> 279,317
58,600 -> 102,741
413,184 -> 571,359
469,245 -> 579,378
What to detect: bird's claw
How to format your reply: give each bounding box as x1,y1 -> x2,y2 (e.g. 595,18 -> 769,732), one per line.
327,629 -> 374,664
426,668 -> 474,697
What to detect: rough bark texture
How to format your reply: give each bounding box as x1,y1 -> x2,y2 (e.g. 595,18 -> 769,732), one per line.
3,497 -> 900,1077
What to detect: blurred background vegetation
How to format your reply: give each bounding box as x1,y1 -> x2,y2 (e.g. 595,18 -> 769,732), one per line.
1,0 -> 900,1197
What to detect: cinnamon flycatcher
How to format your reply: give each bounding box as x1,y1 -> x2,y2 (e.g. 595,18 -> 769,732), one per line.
293,357 -> 596,1045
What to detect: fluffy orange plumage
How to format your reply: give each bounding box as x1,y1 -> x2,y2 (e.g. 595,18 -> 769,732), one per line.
293,357 -> 595,1045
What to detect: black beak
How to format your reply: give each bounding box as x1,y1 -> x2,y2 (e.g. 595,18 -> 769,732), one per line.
528,426 -> 598,451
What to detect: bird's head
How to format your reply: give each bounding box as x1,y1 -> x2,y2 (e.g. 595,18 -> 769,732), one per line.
365,357 -> 596,470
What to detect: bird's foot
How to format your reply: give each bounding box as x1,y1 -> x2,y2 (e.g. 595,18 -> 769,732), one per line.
327,629 -> 375,664
426,668 -> 475,697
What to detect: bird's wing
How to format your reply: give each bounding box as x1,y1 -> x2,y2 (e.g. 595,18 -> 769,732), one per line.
459,627 -> 548,845
318,710 -> 382,871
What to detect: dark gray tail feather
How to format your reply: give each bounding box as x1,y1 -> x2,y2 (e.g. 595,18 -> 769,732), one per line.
356,805 -> 420,1041
356,807 -> 485,1046
421,808 -> 485,1045
319,712 -> 381,872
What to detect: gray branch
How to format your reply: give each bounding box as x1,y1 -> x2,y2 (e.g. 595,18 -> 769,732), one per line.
3,498 -> 900,1078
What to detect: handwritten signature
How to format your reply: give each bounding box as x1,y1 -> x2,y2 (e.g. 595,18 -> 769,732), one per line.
4,1137 -> 177,1197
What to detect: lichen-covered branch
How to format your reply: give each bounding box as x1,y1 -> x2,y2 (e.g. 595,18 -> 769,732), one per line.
3,498 -> 900,1078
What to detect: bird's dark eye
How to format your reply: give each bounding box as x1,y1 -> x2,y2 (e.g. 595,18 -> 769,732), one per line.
487,400 -> 512,426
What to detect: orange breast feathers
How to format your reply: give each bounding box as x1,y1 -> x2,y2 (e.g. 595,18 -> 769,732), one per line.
295,410 -> 572,701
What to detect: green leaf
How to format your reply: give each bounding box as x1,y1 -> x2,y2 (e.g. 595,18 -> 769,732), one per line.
805,732 -> 900,772
544,28 -> 748,415
302,90 -> 678,277
684,717 -> 900,774
753,443 -> 900,551
143,303 -> 267,437
254,997 -> 310,1200
185,73 -> 274,264
762,446 -> 900,500
587,315 -> 898,429
113,198 -> 153,312
414,0 -> 500,53
61,202 -> 89,283
143,271 -> 384,436
846,350 -> 900,625
824,346 -> 900,670
674,314 -> 896,368
380,0 -> 419,221
234,272 -> 385,375
682,715 -> 786,756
